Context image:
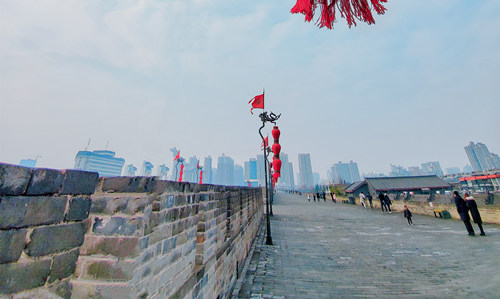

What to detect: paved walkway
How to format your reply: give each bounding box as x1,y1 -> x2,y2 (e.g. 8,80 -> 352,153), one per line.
232,193 -> 500,298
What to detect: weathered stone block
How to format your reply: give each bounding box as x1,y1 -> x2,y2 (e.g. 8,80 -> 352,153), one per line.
26,222 -> 87,257
0,258 -> 51,294
0,163 -> 31,196
60,169 -> 98,195
80,235 -> 140,258
101,177 -> 154,193
48,248 -> 80,283
0,229 -> 27,264
92,216 -> 142,236
0,196 -> 67,229
25,168 -> 64,195
65,196 -> 92,221
82,258 -> 135,281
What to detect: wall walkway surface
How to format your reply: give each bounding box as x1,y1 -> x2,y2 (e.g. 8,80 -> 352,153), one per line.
0,163 -> 263,298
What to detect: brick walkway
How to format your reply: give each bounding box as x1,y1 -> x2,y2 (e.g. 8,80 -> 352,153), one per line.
232,193 -> 500,298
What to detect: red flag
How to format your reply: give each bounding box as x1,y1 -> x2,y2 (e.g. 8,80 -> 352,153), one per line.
248,94 -> 264,114
173,151 -> 180,161
261,136 -> 268,150
196,160 -> 200,168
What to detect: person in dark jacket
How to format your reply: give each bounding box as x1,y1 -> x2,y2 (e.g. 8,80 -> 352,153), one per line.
403,205 -> 413,225
465,193 -> 486,236
378,192 -> 387,213
384,193 -> 392,213
454,191 -> 475,236
367,193 -> 373,209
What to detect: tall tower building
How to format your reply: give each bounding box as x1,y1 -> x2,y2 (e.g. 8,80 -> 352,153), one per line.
244,158 -> 258,186
277,153 -> 294,189
465,142 -> 499,171
256,154 -> 266,186
330,161 -> 361,184
203,156 -> 213,184
216,154 -> 234,186
421,161 -> 444,176
74,150 -> 125,177
157,164 -> 169,180
298,153 -> 313,188
141,161 -> 154,176
124,164 -> 137,176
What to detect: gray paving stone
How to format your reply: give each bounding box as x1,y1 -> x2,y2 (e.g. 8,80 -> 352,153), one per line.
232,193 -> 500,298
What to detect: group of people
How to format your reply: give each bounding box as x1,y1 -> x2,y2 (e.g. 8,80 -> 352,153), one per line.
453,191 -> 486,236
307,191 -> 331,202
359,192 -> 392,213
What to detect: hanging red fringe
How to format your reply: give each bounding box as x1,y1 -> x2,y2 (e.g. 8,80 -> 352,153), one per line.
291,0 -> 388,29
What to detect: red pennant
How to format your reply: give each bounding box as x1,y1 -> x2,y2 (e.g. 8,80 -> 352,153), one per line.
249,94 -> 264,114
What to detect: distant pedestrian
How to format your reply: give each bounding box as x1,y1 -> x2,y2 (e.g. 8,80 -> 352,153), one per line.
313,194 -> 316,201
367,193 -> 373,209
316,192 -> 321,202
378,192 -> 387,213
403,205 -> 413,225
453,191 -> 475,236
322,191 -> 326,202
465,193 -> 486,236
359,192 -> 366,209
384,193 -> 392,213
307,194 -> 311,202
333,193 -> 337,203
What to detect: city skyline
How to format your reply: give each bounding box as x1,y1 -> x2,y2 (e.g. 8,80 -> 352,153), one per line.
1,1 -> 499,177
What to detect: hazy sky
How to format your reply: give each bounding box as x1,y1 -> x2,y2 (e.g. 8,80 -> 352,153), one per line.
1,0 -> 499,178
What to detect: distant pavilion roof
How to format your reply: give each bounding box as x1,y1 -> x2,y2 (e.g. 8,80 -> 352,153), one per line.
365,175 -> 451,191
344,181 -> 365,193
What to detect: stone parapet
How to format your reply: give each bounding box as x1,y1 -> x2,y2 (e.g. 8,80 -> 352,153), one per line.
1,163 -> 264,298
0,163 -> 99,297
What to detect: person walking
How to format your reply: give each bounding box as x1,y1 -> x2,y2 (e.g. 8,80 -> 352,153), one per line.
367,193 -> 373,209
359,192 -> 366,209
464,193 -> 486,236
307,194 -> 311,202
384,193 -> 392,213
403,205 -> 413,225
333,193 -> 337,203
453,191 -> 475,236
378,192 -> 387,213
313,194 -> 316,202
322,191 -> 326,202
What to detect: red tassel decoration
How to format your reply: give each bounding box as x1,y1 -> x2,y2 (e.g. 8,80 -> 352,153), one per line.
291,0 -> 388,29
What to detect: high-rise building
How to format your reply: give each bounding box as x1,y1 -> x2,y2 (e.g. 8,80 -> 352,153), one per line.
182,156 -> 200,183
256,154 -> 266,186
298,154 -> 313,188
203,156 -> 213,184
463,164 -> 473,173
157,164 -> 169,180
234,164 -> 245,186
465,142 -> 500,171
216,154 -> 234,186
244,158 -> 258,186
313,172 -> 320,186
288,163 -> 295,189
141,161 -> 154,176
74,150 -> 125,177
277,153 -> 294,189
123,164 -> 137,176
330,161 -> 361,184
421,161 -> 444,176
389,164 -> 410,177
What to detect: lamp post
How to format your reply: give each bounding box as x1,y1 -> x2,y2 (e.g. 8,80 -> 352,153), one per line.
258,111 -> 281,246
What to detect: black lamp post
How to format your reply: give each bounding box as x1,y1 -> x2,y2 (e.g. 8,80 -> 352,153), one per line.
258,111 -> 280,246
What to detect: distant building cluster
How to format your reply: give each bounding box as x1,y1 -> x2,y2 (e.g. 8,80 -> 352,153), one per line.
465,141 -> 500,172
328,161 -> 360,184
388,161 -> 444,177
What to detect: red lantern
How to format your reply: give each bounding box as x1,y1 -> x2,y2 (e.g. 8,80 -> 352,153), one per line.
273,158 -> 282,175
179,164 -> 184,182
271,126 -> 280,141
272,143 -> 281,156
199,170 -> 203,184
273,172 -> 280,182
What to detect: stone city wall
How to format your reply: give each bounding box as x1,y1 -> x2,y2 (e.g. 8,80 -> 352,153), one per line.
0,163 -> 264,298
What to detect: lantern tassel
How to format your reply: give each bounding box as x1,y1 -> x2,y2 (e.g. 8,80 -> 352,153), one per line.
291,0 -> 388,29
